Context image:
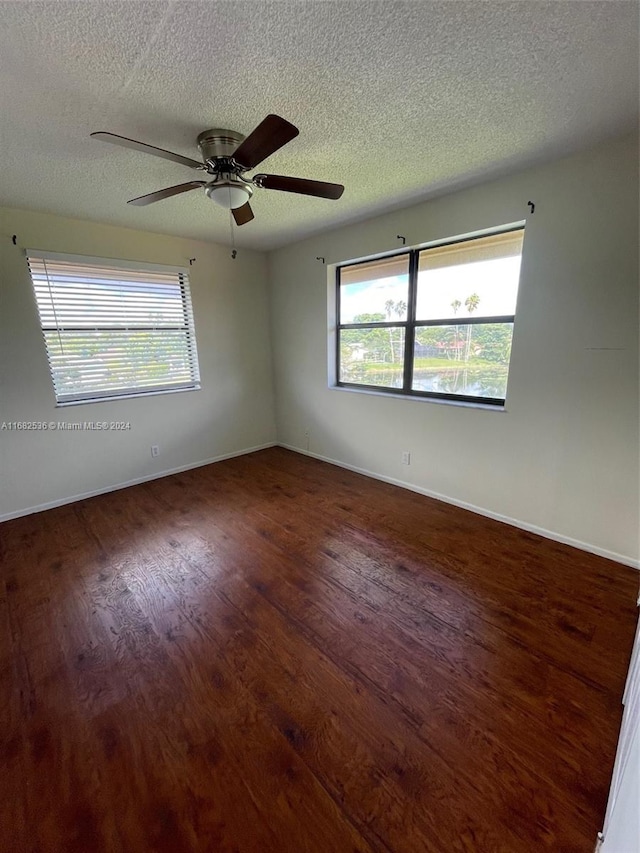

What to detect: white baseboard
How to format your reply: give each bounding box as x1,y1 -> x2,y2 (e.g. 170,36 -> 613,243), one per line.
4,439 -> 638,571
0,441 -> 277,523
278,443 -> 640,571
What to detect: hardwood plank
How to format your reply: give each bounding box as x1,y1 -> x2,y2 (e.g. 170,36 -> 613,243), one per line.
0,447 -> 637,852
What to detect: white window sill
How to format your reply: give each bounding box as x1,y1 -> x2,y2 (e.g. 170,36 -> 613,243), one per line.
328,383 -> 506,412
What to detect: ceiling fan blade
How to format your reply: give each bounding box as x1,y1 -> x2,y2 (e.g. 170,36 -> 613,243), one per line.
232,115 -> 299,170
91,131 -> 203,169
256,174 -> 344,200
232,202 -> 254,226
127,181 -> 206,206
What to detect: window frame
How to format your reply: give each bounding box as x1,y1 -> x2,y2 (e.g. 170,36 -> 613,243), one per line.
26,250 -> 201,406
335,225 -> 524,407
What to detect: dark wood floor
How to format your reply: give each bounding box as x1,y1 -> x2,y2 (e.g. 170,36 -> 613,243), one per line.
1,448 -> 638,852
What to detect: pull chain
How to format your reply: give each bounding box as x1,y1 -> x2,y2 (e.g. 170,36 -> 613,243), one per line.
228,190 -> 237,259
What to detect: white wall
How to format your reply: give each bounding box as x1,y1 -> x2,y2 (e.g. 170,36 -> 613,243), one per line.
268,133 -> 639,566
0,207 -> 276,519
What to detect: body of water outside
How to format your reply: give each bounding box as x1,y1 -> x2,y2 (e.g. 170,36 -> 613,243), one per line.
343,366 -> 508,398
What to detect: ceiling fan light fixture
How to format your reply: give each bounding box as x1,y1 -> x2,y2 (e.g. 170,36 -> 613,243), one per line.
206,181 -> 253,210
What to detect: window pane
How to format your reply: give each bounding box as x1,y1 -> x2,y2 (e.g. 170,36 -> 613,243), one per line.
340,326 -> 405,388
416,230 -> 523,320
339,255 -> 410,324
412,323 -> 514,400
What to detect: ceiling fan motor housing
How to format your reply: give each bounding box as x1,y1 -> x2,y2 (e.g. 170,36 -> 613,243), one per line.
197,128 -> 253,209
197,129 -> 245,162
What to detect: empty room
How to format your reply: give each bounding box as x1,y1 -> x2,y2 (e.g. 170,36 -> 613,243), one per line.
1,2 -> 639,851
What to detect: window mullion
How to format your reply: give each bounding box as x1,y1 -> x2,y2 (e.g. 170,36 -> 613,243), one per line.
403,250 -> 419,393
339,321 -> 406,330
335,265 -> 342,384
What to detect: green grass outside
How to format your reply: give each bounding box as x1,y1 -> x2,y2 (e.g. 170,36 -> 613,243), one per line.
354,357 -> 507,374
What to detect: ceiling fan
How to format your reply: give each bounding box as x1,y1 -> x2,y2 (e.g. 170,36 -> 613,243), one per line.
90,114 -> 344,226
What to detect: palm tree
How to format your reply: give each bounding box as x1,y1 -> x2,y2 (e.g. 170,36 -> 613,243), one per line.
384,299 -> 395,361
382,299 -> 407,362
465,293 -> 480,313
451,299 -> 462,361
464,293 -> 480,361
395,300 -> 407,362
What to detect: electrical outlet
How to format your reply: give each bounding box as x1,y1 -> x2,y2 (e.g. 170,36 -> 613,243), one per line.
151,445 -> 160,458
402,451 -> 411,465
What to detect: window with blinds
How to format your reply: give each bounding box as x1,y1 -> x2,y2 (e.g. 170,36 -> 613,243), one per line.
336,225 -> 525,405
26,252 -> 201,404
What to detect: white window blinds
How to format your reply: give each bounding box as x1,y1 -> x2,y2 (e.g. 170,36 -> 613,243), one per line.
26,252 -> 201,404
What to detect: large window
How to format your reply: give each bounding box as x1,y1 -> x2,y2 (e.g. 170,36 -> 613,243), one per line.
336,226 -> 524,405
27,251 -> 200,404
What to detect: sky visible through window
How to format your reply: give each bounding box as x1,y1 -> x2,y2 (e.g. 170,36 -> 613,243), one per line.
341,255 -> 521,323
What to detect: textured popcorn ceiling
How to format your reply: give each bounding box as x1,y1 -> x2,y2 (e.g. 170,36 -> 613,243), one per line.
0,1 -> 637,250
